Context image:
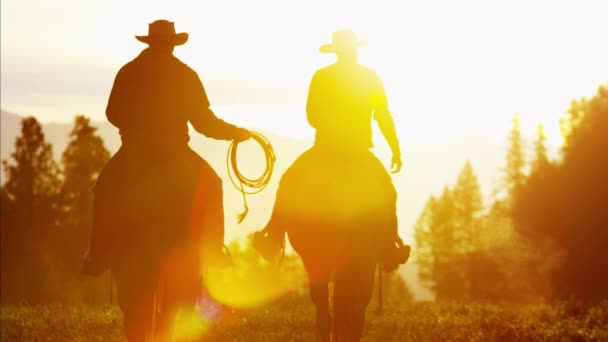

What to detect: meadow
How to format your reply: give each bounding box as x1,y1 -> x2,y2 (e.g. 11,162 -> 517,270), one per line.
2,295 -> 607,341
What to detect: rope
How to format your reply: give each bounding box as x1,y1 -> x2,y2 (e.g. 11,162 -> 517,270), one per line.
227,131 -> 276,223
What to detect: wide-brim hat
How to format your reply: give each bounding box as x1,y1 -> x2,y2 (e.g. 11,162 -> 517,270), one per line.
319,29 -> 367,53
135,19 -> 189,46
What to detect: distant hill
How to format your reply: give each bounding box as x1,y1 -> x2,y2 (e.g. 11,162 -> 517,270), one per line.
1,111 -> 22,166
1,111 -> 121,162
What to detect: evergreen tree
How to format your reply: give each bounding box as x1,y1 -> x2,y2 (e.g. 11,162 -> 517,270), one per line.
451,161 -> 492,299
0,117 -> 61,302
514,84 -> 608,301
415,162 -> 512,301
531,124 -> 549,173
451,160 -> 484,252
504,113 -> 526,201
414,187 -> 468,300
53,115 -> 111,302
553,85 -> 608,300
60,115 -> 110,260
560,97 -> 587,150
414,196 -> 436,289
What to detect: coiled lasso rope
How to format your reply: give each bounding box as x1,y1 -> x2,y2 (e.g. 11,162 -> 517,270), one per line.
227,131 -> 276,223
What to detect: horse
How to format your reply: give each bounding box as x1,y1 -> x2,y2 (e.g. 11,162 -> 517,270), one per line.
257,145 -> 402,341
84,146 -> 226,341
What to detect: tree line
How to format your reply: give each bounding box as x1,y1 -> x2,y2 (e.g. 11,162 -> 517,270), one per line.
1,116 -> 111,303
414,84 -> 608,303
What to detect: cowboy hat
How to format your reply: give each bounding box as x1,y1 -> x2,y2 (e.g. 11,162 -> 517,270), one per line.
319,29 -> 367,53
135,20 -> 189,46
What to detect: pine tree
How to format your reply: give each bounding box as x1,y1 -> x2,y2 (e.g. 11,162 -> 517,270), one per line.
451,160 -> 484,252
531,124 -> 549,173
415,162 -> 490,300
513,84 -> 608,301
414,187 -> 468,300
413,196 -> 437,288
560,97 -> 587,149
61,115 -> 110,232
2,117 -> 61,217
1,117 -> 61,302
58,115 -> 110,276
504,113 -> 526,199
552,85 -> 608,300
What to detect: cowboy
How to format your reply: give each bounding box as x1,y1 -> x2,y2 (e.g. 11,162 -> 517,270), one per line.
82,19 -> 250,341
308,29 -> 402,171
305,29 -> 404,342
256,29 -> 406,342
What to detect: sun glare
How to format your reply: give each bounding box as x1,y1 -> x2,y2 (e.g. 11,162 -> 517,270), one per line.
3,0 -> 605,144
203,263 -> 305,309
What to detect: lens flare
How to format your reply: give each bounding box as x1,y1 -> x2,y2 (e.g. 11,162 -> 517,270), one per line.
203,258 -> 306,308
167,306 -> 212,341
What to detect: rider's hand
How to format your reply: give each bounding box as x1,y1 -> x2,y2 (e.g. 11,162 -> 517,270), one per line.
234,128 -> 252,143
391,153 -> 403,174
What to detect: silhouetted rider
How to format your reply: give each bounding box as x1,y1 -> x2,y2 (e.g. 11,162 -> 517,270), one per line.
305,29 -> 404,341
257,29 -> 406,342
307,30 -> 402,171
106,28 -> 249,149
83,20 -> 250,341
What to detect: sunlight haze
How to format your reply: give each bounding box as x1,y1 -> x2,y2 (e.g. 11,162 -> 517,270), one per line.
2,0 -> 607,146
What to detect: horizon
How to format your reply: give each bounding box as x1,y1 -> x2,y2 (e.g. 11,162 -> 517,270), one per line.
1,104 -> 570,145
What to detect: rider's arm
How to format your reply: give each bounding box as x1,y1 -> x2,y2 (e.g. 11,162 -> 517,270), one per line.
372,73 -> 402,164
306,71 -> 322,129
188,71 -> 249,141
376,110 -> 401,157
105,67 -> 128,128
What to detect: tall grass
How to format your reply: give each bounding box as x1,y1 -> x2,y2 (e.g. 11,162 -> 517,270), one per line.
2,296 -> 607,341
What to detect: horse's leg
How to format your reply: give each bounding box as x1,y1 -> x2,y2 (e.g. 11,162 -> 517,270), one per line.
301,256 -> 332,342
154,249 -> 202,340
332,258 -> 376,342
112,267 -> 156,342
190,151 -> 227,267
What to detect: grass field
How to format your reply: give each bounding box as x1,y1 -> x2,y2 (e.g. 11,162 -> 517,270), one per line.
2,295 -> 607,341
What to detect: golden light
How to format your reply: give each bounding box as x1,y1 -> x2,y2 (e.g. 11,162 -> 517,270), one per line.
4,0 -> 605,146
165,306 -> 212,341
202,257 -> 305,309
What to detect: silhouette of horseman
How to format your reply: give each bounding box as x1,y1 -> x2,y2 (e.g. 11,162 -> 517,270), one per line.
82,20 -> 251,341
256,30 -> 410,342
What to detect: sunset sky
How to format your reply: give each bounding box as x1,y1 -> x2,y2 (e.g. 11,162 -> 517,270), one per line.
2,0 -> 607,145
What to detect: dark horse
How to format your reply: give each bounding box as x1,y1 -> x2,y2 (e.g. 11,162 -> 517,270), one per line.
84,146 -> 226,341
257,145 -> 403,341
